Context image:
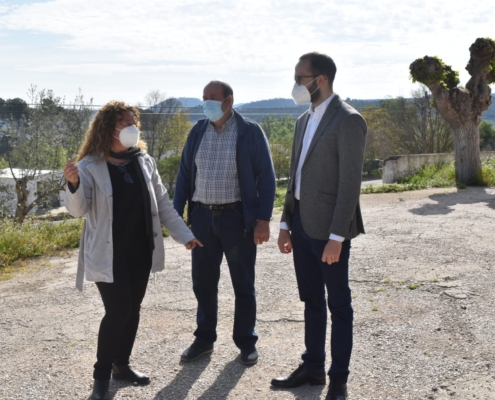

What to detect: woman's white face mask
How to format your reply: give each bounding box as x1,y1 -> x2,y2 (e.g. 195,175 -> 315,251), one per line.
114,125 -> 140,148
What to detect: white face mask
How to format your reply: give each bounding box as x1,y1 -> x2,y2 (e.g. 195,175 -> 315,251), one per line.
114,125 -> 140,148
291,77 -> 319,104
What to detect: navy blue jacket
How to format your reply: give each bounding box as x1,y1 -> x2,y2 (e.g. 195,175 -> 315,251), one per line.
174,111 -> 276,232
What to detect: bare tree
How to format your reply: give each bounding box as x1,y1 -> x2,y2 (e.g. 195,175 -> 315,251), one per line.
410,37 -> 495,183
377,87 -> 453,156
361,106 -> 397,160
155,105 -> 190,160
141,90 -> 167,157
5,86 -> 93,223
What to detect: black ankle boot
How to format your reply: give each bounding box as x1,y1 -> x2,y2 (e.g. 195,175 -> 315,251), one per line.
112,365 -> 150,385
90,379 -> 109,400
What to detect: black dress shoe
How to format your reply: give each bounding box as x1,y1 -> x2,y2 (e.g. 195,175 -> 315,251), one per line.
271,364 -> 326,388
326,380 -> 348,400
90,379 -> 109,400
240,348 -> 258,365
180,342 -> 214,362
112,365 -> 150,385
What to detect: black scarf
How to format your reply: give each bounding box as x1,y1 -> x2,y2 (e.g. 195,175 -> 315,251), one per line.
109,147 -> 155,254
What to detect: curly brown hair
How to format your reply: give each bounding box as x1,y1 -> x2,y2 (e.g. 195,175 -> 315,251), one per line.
76,101 -> 147,161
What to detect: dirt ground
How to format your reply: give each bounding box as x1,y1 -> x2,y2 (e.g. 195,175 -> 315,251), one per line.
1,186 -> 495,400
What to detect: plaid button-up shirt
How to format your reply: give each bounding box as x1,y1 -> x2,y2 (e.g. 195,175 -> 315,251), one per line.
192,112 -> 241,204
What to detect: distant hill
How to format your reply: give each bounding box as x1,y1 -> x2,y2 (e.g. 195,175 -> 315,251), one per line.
237,98 -> 307,109
345,98 -> 382,109
175,97 -> 202,107
168,95 -> 495,125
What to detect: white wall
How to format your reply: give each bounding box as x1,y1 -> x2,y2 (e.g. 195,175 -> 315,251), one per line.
382,152 -> 495,183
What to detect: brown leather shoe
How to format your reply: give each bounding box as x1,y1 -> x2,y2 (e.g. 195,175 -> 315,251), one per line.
326,380 -> 348,400
271,364 -> 326,388
112,365 -> 150,385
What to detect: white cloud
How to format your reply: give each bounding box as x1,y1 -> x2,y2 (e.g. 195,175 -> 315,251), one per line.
0,0 -> 494,101
21,62 -> 228,75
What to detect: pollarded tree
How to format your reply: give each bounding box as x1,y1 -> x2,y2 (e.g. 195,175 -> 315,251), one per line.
410,37 -> 495,184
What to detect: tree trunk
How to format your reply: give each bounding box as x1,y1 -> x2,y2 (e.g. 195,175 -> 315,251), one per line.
14,178 -> 30,224
13,178 -> 63,224
421,91 -> 429,153
453,121 -> 481,184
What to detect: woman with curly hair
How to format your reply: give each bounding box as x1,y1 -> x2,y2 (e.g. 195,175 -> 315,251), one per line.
63,101 -> 202,400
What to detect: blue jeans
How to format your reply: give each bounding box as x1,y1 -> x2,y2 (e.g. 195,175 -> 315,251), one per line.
190,203 -> 258,351
291,204 -> 353,383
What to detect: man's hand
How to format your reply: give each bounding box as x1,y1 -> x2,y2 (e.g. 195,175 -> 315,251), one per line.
64,158 -> 79,187
322,239 -> 342,265
254,220 -> 270,245
185,238 -> 203,250
278,229 -> 292,254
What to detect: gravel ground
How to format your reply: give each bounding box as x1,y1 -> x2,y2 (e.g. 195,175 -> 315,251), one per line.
1,186 -> 495,400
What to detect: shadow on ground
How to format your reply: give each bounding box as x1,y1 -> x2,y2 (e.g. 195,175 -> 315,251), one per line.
270,383 -> 326,399
409,187 -> 495,216
153,357 -> 211,400
196,359 -> 247,399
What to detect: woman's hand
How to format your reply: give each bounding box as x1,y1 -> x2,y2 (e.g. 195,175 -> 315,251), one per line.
64,158 -> 79,187
185,238 -> 203,250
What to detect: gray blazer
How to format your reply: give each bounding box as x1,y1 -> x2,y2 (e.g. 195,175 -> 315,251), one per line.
281,94 -> 367,241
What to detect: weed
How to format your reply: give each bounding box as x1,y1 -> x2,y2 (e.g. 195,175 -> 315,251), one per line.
408,284 -> 419,290
361,160 -> 495,194
0,219 -> 83,276
371,307 -> 379,312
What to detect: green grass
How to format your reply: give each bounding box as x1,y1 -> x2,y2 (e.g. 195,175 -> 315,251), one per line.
0,219 -> 83,278
478,158 -> 495,186
361,160 -> 495,194
362,162 -> 457,194
276,160 -> 494,198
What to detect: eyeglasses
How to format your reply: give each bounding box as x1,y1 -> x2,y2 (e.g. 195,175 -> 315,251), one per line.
118,165 -> 133,184
294,75 -> 317,85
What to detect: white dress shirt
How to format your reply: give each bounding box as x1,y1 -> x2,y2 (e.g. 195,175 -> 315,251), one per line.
280,94 -> 344,242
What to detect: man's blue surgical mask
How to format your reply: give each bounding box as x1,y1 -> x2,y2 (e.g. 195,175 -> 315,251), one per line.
203,98 -> 227,122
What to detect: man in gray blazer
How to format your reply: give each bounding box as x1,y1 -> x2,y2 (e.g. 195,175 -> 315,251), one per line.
270,52 -> 366,400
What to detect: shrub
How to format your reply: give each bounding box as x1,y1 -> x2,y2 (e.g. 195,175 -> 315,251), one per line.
0,219 -> 83,275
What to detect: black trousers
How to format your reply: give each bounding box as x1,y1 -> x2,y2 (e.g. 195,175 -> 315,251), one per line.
93,251 -> 152,380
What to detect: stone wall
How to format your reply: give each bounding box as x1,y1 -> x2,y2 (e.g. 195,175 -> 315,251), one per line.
382,152 -> 495,183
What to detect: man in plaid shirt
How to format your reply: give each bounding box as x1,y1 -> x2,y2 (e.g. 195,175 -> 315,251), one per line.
174,81 -> 276,366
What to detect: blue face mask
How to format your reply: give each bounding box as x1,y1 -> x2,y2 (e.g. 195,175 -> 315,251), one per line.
203,98 -> 227,122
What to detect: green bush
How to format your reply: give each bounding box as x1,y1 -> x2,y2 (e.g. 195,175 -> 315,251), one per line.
0,219 -> 83,274
478,158 -> 495,186
362,162 -> 458,194
400,163 -> 456,188
370,168 -> 382,178
274,186 -> 287,208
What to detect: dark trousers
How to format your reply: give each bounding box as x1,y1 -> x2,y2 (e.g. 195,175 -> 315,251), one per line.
93,251 -> 152,380
291,204 -> 353,383
190,203 -> 258,351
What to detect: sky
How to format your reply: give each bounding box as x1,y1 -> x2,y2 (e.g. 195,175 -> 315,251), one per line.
0,0 -> 494,106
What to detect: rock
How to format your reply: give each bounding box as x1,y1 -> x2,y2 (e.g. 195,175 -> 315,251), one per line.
444,289 -> 468,299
